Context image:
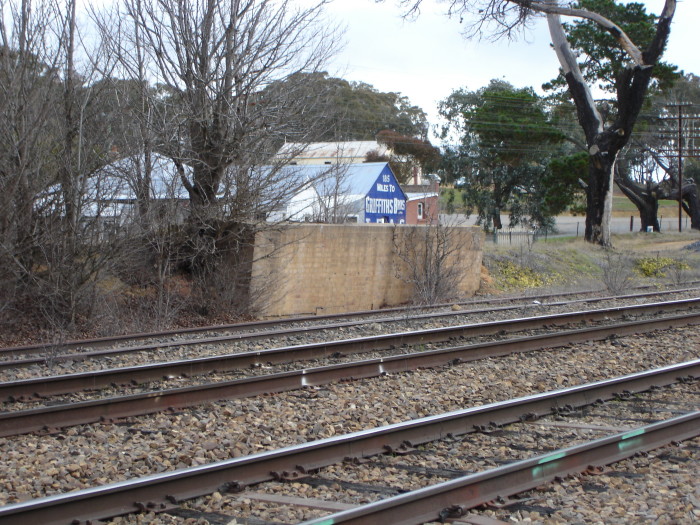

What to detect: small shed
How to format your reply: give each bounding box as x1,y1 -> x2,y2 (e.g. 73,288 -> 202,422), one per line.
36,153 -> 193,237
402,178 -> 440,225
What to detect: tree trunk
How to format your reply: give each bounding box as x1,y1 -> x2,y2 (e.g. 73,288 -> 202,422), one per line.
585,151 -> 615,245
615,176 -> 660,232
492,213 -> 503,230
682,184 -> 700,229
61,0 -> 79,240
661,181 -> 700,230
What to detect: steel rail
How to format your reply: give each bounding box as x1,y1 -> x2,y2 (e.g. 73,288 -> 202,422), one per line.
3,289 -> 588,355
1,299 -> 698,403
300,411 -> 700,525
3,285 -> 697,358
0,299 -> 574,370
2,287 -> 698,370
1,312 -> 699,437
2,298 -> 699,403
0,360 -> 696,525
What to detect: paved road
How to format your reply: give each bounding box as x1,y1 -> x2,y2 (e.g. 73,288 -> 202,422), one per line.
442,213 -> 692,237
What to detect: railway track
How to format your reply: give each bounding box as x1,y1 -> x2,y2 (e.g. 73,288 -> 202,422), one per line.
0,361 -> 696,525
1,299 -> 699,437
3,286 -> 698,367
296,402 -> 699,525
3,295 -> 700,393
0,300 -> 700,436
1,289 -> 697,524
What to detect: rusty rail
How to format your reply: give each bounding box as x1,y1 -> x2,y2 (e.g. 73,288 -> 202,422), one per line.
300,411 -> 700,525
0,360 -> 697,525
1,310 -> 700,438
3,286 -> 697,361
2,298 -> 698,403
3,288 -> 591,355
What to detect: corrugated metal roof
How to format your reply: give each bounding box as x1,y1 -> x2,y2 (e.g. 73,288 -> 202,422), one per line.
97,153 -> 191,200
277,141 -> 389,162
405,192 -> 439,201
41,155 -> 401,223
272,162 -> 398,196
269,162 -> 402,220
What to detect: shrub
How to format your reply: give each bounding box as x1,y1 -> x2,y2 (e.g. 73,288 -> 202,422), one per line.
634,256 -> 687,278
495,261 -> 555,290
598,251 -> 635,294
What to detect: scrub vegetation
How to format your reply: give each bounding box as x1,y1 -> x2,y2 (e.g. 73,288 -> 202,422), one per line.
481,233 -> 700,293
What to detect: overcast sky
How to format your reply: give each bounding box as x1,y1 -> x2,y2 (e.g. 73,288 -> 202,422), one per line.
322,0 -> 700,136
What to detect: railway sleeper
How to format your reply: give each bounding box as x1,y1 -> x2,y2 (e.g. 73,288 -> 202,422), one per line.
366,459 -> 474,479
301,476 -> 405,496
168,507 -> 281,525
484,499 -> 558,516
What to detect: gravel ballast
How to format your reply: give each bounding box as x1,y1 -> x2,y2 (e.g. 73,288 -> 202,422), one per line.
0,323 -> 698,523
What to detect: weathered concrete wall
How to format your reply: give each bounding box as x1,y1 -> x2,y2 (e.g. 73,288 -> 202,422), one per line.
251,224 -> 483,317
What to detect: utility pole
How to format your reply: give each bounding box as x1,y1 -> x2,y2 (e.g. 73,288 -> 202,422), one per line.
667,104 -> 693,232
678,104 -> 683,232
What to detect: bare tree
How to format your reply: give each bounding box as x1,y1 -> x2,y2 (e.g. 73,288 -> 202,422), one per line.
392,220 -> 472,305
0,0 -> 135,332
308,149 -> 355,223
91,0 -> 341,315
614,157 -> 661,232
598,249 -> 635,294
0,1 -> 60,317
107,0 -> 339,222
43,0 -> 132,327
395,0 -> 676,246
616,145 -> 700,232
615,73 -> 700,233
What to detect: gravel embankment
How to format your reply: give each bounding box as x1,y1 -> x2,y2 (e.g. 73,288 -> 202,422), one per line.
0,319 -> 698,524
173,382 -> 698,525
1,311 -> 685,413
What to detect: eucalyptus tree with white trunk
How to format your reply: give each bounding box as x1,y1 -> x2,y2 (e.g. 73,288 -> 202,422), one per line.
396,0 -> 677,246
543,0 -> 676,246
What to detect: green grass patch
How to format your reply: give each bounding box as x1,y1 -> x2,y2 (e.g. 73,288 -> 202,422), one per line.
612,196 -> 680,214
440,188 -> 468,213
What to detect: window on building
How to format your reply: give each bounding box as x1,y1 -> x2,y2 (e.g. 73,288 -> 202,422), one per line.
417,202 -> 424,220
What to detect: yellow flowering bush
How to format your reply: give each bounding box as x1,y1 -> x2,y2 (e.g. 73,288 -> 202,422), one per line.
496,261 -> 557,290
634,256 -> 689,278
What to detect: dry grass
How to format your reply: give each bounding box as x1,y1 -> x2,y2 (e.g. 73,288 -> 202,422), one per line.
481,231 -> 700,294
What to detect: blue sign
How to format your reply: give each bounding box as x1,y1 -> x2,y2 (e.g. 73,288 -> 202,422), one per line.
364,165 -> 406,223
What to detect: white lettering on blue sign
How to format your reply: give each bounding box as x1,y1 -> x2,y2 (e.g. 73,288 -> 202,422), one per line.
365,197 -> 406,215
376,183 -> 396,192
365,169 -> 406,222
